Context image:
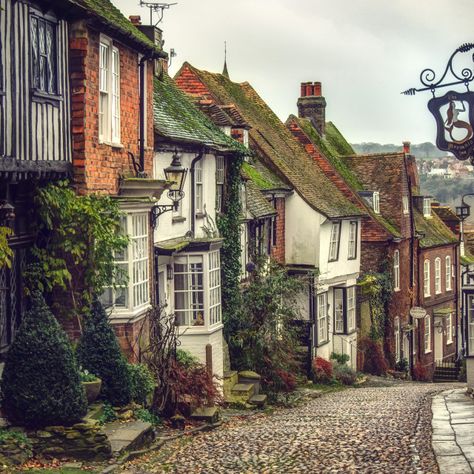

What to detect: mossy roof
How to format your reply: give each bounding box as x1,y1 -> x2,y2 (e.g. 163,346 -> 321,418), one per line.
153,75 -> 246,153
245,180 -> 277,219
242,161 -> 290,192
71,0 -> 162,54
413,209 -> 458,248
182,63 -> 363,219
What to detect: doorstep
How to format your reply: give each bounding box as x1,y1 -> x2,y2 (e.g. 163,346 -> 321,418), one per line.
103,420 -> 154,454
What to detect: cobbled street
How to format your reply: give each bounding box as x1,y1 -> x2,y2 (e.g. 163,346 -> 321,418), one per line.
123,380 -> 464,474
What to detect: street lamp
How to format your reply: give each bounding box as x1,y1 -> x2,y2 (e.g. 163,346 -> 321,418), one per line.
151,151 -> 187,228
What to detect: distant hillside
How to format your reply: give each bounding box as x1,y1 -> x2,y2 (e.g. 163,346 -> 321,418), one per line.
351,142 -> 446,159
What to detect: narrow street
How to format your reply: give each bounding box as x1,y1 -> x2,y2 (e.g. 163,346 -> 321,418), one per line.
123,381 -> 464,474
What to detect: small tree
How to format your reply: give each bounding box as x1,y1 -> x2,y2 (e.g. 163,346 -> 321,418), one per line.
76,299 -> 131,406
1,290 -> 87,427
230,259 -> 304,391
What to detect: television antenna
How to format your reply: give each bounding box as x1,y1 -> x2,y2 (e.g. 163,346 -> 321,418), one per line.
139,2 -> 177,26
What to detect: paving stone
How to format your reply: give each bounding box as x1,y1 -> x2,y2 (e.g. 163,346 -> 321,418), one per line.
436,455 -> 473,474
432,441 -> 462,456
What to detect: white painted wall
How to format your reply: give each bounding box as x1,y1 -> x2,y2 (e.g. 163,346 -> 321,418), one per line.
153,150 -> 220,242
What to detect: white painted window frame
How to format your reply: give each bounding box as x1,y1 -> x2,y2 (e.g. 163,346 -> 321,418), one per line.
373,191 -> 380,214
424,259 -> 431,297
394,317 -> 400,362
446,313 -> 453,344
317,292 -> 328,345
195,160 -> 203,214
435,257 -> 442,294
393,250 -> 400,292
445,256 -> 452,291
402,196 -> 409,215
423,198 -> 432,218
424,315 -> 431,353
328,221 -> 341,262
348,221 -> 358,260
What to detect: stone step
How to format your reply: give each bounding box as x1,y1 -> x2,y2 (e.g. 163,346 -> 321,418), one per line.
223,370 -> 239,399
249,394 -> 267,408
238,371 -> 261,395
103,420 -> 154,454
190,406 -> 220,424
229,383 -> 255,403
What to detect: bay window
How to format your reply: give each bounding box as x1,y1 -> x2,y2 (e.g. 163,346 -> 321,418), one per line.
424,259 -> 430,297
435,257 -> 441,294
328,221 -> 341,262
99,36 -> 120,144
334,286 -> 356,334
101,213 -> 150,314
317,292 -> 328,345
393,250 -> 400,291
174,251 -> 222,328
445,256 -> 452,291
348,221 -> 357,260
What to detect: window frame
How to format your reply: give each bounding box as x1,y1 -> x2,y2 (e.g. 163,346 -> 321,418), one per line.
446,313 -> 453,345
215,155 -> 225,213
328,221 -> 341,262
333,286 -> 357,335
316,292 -> 329,346
445,256 -> 452,291
348,221 -> 358,260
394,317 -> 401,362
373,191 -> 380,214
424,315 -> 431,353
402,196 -> 409,215
424,259 -> 431,297
393,250 -> 400,292
99,35 -> 121,145
101,212 -> 150,315
30,12 -> 59,98
195,160 -> 203,215
435,257 -> 442,294
423,198 -> 432,218
173,250 -> 222,329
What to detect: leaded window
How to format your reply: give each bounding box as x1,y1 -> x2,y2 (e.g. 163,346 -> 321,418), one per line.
31,15 -> 57,95
208,251 -> 222,326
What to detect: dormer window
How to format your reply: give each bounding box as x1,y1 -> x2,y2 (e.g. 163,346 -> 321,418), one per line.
373,192 -> 380,214
402,196 -> 409,215
423,198 -> 432,218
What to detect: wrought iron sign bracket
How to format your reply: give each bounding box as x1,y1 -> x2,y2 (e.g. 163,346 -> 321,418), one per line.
151,190 -> 184,228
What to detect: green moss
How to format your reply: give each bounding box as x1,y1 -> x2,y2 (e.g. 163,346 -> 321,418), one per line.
414,210 -> 458,248
242,162 -> 274,189
325,122 -> 356,156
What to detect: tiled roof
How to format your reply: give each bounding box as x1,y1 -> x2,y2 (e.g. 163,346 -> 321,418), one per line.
414,209 -> 458,248
245,180 -> 277,219
71,0 -> 162,54
242,161 -> 291,192
432,206 -> 460,224
180,63 -> 363,219
153,75 -> 245,152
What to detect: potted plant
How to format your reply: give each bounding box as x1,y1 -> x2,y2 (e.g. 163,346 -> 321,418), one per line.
80,369 -> 102,404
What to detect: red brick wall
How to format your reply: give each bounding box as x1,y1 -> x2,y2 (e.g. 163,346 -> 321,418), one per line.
271,197 -> 285,264
69,22 -> 154,195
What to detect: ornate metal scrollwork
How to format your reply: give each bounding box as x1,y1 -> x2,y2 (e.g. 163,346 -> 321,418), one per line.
402,43 -> 474,96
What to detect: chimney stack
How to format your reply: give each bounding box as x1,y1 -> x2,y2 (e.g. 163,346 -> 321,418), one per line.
297,81 -> 327,136
403,141 -> 411,154
129,15 -> 142,26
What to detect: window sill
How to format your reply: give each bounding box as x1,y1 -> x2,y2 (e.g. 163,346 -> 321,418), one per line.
31,90 -> 62,106
394,288 -> 401,292
447,340 -> 453,345
172,216 -> 186,223
424,349 -> 432,354
316,339 -> 330,348
177,323 -> 223,335
99,140 -> 124,149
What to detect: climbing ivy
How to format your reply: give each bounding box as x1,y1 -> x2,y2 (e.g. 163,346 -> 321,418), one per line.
0,227 -> 13,269
32,181 -> 128,317
357,261 -> 393,341
217,152 -> 244,344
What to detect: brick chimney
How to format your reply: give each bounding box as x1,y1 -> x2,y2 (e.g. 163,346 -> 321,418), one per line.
297,81 -> 326,136
403,141 -> 411,154
129,15 -> 142,26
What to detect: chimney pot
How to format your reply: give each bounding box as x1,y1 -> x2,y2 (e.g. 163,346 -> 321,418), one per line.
129,15 -> 142,25
305,83 -> 313,97
403,141 -> 411,154
300,83 -> 307,98
314,82 -> 322,97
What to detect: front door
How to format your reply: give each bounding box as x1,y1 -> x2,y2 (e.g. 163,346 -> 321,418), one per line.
434,317 -> 444,362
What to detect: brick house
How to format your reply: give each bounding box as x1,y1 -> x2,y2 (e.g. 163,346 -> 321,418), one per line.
286,83 -> 416,369
174,64 -> 365,369
66,2 -> 168,358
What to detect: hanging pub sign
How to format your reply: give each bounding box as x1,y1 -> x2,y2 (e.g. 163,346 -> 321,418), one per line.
402,43 -> 474,164
428,90 -> 474,161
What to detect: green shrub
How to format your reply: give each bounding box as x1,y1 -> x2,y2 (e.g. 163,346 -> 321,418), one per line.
1,291 -> 87,427
333,364 -> 357,385
77,299 -> 131,406
330,352 -> 350,366
176,349 -> 199,369
134,407 -> 161,426
128,363 -> 156,406
79,369 -> 99,382
98,402 -> 117,425
394,358 -> 409,373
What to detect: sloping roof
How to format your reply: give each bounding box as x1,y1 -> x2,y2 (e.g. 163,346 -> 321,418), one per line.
432,206 -> 460,224
178,63 -> 363,219
71,0 -> 162,54
153,75 -> 245,152
242,161 -> 291,192
414,209 -> 458,248
245,180 -> 277,219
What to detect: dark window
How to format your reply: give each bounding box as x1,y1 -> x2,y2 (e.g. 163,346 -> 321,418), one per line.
30,15 -> 57,95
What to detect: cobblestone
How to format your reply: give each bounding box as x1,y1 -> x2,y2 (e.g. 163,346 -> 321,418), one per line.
124,380 -> 463,473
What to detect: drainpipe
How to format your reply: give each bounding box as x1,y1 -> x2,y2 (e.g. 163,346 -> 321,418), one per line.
190,149 -> 205,237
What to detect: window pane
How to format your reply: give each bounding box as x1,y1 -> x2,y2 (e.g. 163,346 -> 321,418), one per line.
334,289 -> 344,333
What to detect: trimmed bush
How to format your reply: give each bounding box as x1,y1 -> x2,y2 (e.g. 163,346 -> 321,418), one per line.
1,291 -> 87,427
77,299 -> 131,406
359,337 -> 388,376
128,363 -> 156,406
274,370 -> 297,393
333,364 -> 357,385
312,357 -> 333,383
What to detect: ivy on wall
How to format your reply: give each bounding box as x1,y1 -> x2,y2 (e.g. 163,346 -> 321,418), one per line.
217,152 -> 244,344
0,227 -> 13,269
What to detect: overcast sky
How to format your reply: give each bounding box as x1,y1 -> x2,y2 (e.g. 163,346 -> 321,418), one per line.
116,0 -> 474,145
